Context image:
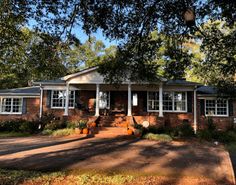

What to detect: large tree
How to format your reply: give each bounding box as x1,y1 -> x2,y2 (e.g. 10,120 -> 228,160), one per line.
0,0 -> 235,93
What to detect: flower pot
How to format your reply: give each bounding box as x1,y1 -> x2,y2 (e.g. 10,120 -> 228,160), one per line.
134,129 -> 142,137
90,122 -> 96,127
127,129 -> 133,135
82,128 -> 89,134
75,128 -> 82,134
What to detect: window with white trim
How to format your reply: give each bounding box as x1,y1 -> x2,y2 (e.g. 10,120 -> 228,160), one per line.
163,92 -> 173,111
147,91 -> 187,112
147,92 -> 159,111
51,90 -> 75,108
174,92 -> 186,111
205,99 -> 228,116
1,98 -> 23,114
99,91 -> 110,109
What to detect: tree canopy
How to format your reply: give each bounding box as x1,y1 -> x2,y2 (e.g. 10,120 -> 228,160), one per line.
0,0 -> 235,94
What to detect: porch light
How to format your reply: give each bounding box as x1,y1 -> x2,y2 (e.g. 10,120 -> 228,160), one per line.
183,8 -> 196,27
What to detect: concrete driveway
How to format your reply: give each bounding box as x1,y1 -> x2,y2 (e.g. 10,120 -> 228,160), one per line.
0,135 -> 234,184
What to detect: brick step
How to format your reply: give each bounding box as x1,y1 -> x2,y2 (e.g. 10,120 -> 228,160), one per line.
98,127 -> 127,135
98,116 -> 128,127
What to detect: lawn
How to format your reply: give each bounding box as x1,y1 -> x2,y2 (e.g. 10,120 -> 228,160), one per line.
0,132 -> 30,138
0,168 -> 224,185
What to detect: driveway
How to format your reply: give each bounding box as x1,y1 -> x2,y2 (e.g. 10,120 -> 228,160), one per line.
0,135 -> 234,184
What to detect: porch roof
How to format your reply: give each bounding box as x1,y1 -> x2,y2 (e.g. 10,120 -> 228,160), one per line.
0,86 -> 40,96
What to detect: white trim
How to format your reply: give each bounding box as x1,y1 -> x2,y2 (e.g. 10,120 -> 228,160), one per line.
95,84 -> 100,116
0,97 -> 23,115
147,91 -> 188,113
205,98 -> 229,117
193,89 -> 197,134
127,83 -> 132,116
39,86 -> 43,118
51,90 -> 75,109
99,91 -> 110,109
159,84 -> 163,117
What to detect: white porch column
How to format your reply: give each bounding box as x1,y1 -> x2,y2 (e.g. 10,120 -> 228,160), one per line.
64,83 -> 69,116
193,89 -> 197,134
39,85 -> 43,118
159,83 -> 163,117
95,83 -> 100,116
127,83 -> 132,116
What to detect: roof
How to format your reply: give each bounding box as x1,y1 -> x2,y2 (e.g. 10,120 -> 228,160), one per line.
197,86 -> 218,94
165,79 -> 201,86
33,79 -> 65,85
0,86 -> 40,96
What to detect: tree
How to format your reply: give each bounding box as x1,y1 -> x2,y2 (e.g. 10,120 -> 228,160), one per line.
0,0 -> 235,93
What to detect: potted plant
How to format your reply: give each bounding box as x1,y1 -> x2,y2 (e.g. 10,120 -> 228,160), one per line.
76,120 -> 88,134
133,123 -> 143,137
127,127 -> 133,135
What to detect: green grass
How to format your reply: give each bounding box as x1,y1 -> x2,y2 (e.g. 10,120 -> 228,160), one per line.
42,128 -> 75,137
0,168 -> 134,185
0,132 -> 30,137
142,133 -> 172,142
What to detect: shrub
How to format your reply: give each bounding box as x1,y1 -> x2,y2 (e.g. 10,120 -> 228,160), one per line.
197,130 -> 213,141
206,117 -> 216,131
177,123 -> 194,137
52,128 -> 75,137
19,120 -> 40,134
0,120 -> 22,132
66,121 -> 76,129
142,133 -> 172,142
214,131 -> 236,143
41,129 -> 53,135
76,120 -> 87,129
44,120 -> 67,131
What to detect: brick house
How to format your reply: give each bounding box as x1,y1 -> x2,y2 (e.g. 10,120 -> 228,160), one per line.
0,66 -> 235,132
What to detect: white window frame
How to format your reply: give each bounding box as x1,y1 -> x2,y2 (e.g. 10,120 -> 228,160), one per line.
147,91 -> 187,113
99,91 -> 110,109
205,98 -> 229,117
147,91 -> 159,112
51,90 -> 75,109
0,97 -> 23,114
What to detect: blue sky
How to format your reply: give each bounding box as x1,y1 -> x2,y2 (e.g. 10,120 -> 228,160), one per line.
71,25 -> 118,47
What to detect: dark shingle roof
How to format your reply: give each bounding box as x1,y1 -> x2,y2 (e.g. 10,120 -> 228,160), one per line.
33,79 -> 65,85
197,86 -> 217,94
165,79 -> 201,86
0,87 -> 40,96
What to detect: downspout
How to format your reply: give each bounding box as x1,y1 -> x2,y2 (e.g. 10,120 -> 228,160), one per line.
39,84 -> 43,119
193,86 -> 197,134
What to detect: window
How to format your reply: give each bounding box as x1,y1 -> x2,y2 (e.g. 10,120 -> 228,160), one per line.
132,93 -> 138,106
163,92 -> 173,111
147,91 -> 187,112
205,99 -> 228,116
147,92 -> 159,111
1,98 -> 22,114
174,92 -> 186,111
99,91 -> 110,109
51,90 -> 75,108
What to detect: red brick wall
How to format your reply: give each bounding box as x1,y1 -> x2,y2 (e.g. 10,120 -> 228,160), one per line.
197,99 -> 236,130
0,98 -> 40,121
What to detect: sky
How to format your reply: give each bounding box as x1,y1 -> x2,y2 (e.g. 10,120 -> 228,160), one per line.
71,25 -> 118,47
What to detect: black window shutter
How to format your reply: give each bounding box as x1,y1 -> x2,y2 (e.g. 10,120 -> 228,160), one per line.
143,92 -> 147,112
187,91 -> 193,113
229,99 -> 234,116
200,99 -> 205,116
75,90 -> 79,108
46,90 -> 51,108
22,98 -> 27,114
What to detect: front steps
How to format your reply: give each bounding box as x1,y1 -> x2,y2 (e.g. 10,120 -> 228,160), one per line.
98,116 -> 128,127
95,127 -> 128,138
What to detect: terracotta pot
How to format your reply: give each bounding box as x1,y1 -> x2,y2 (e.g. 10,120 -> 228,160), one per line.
90,122 -> 96,127
134,129 -> 142,137
127,129 -> 133,135
82,128 -> 89,134
75,128 -> 82,134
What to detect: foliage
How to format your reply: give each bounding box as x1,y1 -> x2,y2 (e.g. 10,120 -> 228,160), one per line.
176,123 -> 195,137
0,120 -> 22,132
197,130 -> 213,141
51,128 -> 75,137
41,129 -> 53,136
44,120 -> 67,131
66,121 -> 77,129
143,133 -> 172,142
19,120 -> 40,134
76,120 -> 88,129
0,168 -> 134,185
